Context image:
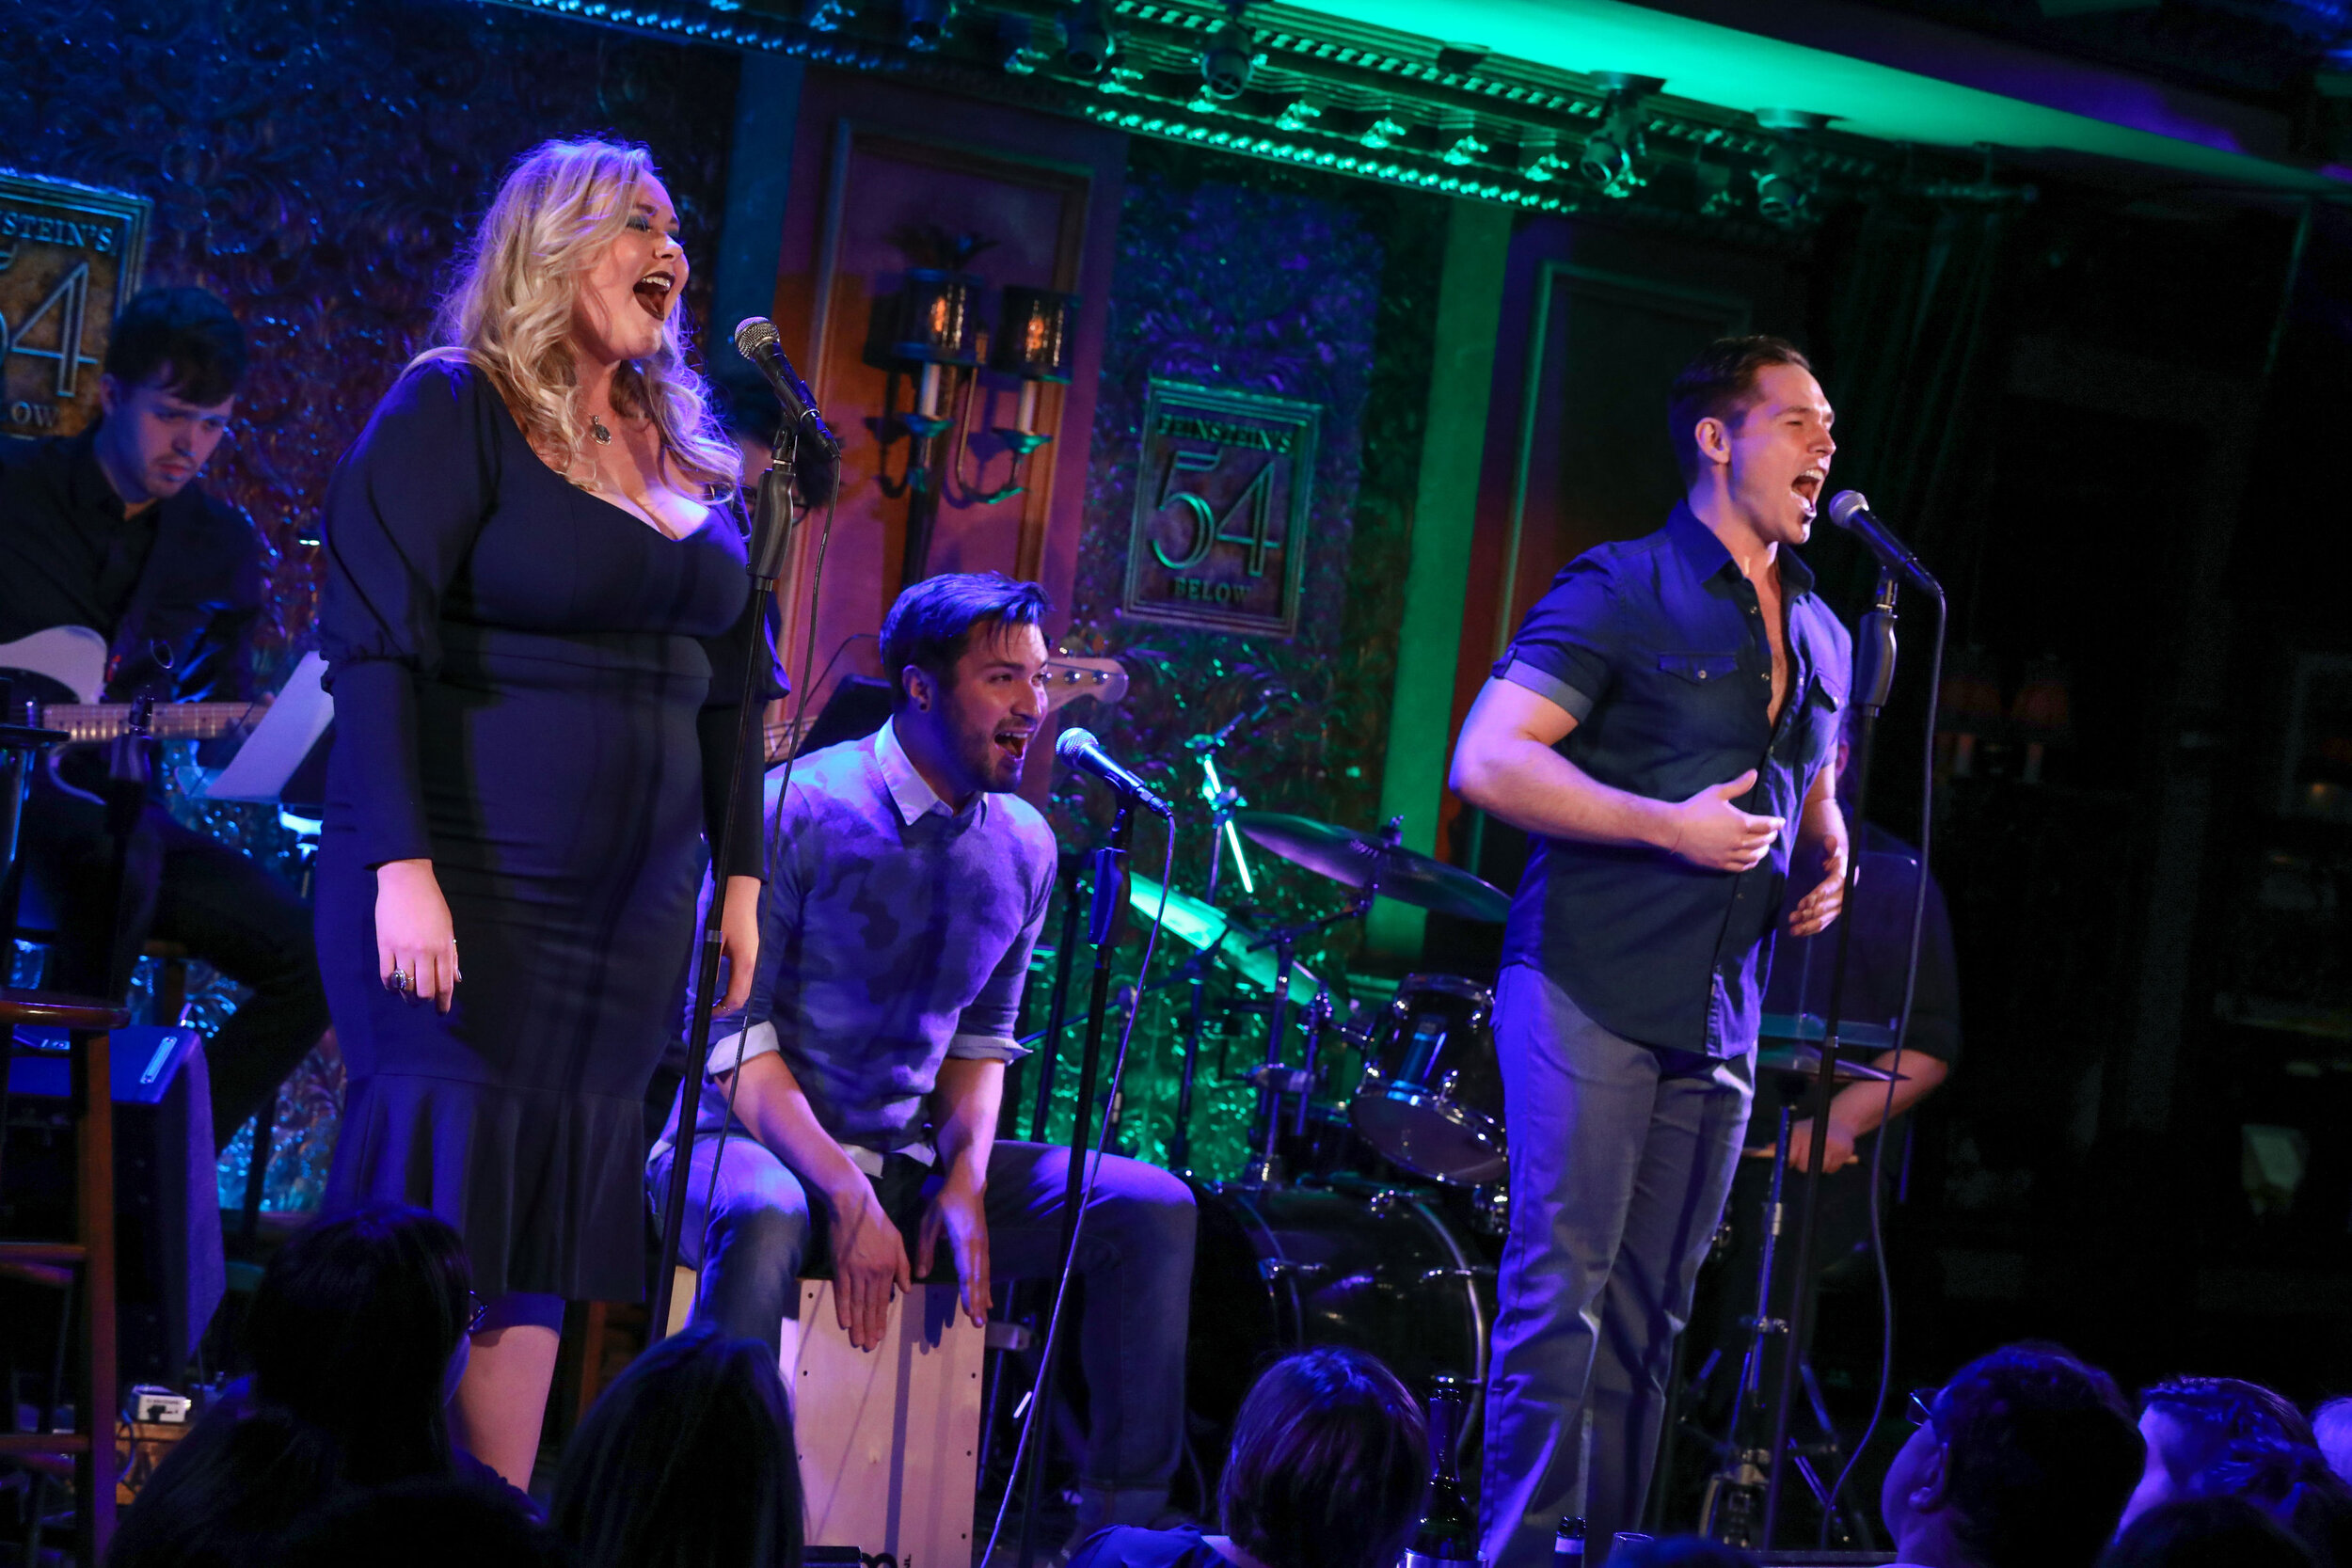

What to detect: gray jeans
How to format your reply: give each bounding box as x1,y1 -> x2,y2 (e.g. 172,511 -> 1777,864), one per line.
1479,964 -> 1755,1565
646,1130 -> 1196,1516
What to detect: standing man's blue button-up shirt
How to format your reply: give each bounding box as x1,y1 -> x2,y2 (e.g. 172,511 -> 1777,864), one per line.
1494,503 -> 1851,1057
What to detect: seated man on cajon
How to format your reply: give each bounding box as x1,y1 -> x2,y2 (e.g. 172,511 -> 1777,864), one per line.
647,570 -> 1197,1541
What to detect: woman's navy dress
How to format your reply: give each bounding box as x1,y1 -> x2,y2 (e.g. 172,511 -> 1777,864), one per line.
314,361 -> 773,1301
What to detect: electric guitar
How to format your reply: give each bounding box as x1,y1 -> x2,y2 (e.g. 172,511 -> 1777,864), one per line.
0,626 -> 262,746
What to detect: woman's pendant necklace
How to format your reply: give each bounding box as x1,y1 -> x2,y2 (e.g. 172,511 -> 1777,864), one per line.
589,412 -> 613,445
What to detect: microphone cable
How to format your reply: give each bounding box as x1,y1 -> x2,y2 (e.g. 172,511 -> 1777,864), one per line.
1820,584 -> 1947,1541
979,813 -> 1178,1568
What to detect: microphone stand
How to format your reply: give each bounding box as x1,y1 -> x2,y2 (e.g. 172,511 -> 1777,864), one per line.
649,419 -> 802,1343
1016,801 -> 1135,1568
1760,568 -> 1899,1541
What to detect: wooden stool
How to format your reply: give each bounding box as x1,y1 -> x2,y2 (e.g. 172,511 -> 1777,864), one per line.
0,990 -> 130,1563
670,1266 -> 985,1568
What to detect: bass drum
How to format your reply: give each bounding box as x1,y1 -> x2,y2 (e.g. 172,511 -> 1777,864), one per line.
1186,1180 -> 1493,1460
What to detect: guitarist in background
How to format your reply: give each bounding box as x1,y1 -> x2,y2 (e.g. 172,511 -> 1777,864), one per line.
0,285 -> 328,1148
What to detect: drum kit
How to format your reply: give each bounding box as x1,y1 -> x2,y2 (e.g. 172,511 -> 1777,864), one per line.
1106,800 -> 1518,1446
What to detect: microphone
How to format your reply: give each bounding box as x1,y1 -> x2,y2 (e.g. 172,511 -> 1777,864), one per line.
733,317 -> 840,452
1825,490 -> 1940,594
1056,726 -> 1174,818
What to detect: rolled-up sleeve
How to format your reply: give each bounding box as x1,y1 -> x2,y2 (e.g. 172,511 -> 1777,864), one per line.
948,838 -> 1054,1062
316,361 -> 498,868
1494,557 -> 1620,723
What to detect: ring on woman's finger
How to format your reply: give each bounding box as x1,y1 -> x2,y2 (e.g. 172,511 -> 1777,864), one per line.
386,968 -> 413,993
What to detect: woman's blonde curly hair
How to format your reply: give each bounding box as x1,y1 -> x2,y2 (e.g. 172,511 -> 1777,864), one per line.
412,136 -> 738,496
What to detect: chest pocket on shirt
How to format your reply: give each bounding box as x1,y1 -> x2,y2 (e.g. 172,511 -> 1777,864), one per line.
1797,670 -> 1843,767
1657,651 -> 1743,685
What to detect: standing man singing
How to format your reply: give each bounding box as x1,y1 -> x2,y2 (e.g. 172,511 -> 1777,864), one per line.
1451,337 -> 1852,1560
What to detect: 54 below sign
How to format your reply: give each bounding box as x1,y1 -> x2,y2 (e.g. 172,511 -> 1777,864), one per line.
0,168 -> 151,438
1121,381 -> 1319,639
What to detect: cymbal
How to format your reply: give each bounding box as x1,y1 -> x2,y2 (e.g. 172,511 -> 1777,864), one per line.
1127,874 -> 1321,1004
1232,812 -> 1512,924
1758,1011 -> 1899,1053
1756,1044 -> 1902,1084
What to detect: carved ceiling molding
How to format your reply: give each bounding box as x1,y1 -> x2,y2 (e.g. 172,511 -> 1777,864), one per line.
484,0 -> 2016,244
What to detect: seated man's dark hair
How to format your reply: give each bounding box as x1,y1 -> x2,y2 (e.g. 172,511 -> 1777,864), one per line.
1932,1343 -> 2145,1568
878,570 -> 1051,708
550,1323 -> 802,1568
1218,1348 -> 1430,1568
1665,334 -> 1813,486
103,287 -> 248,405
247,1202 -> 473,1485
2099,1494 -> 2317,1568
272,1476 -> 565,1568
103,1399 -> 341,1568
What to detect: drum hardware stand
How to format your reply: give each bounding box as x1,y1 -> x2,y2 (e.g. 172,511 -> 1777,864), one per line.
1187,685 -> 1280,908
1291,985 -> 1336,1139
1239,890 -> 1372,1188
1016,802 -> 1134,1568
1169,936 -> 1232,1168
1699,1102 -> 1865,1549
1178,695 -> 1271,1165
1761,567 -> 1900,1544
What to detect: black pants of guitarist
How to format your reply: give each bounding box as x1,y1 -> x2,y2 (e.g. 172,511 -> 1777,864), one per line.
14,774 -> 329,1148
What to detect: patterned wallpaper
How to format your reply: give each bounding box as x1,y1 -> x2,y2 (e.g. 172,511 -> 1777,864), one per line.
0,0 -> 742,1207
1042,138 -> 1444,1178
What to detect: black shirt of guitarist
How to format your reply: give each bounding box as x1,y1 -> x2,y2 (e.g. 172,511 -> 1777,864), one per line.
0,288 -> 264,715
0,287 -> 325,1156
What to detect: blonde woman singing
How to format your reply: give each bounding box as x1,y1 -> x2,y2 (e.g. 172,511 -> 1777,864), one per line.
315,137 -> 776,1483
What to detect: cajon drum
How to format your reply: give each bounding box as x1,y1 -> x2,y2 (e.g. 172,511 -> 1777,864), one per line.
670,1266 -> 985,1568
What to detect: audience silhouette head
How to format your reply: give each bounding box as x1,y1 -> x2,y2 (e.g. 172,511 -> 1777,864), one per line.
1883,1343 -> 2144,1568
1216,1347 -> 1432,1568
551,1322 -> 803,1568
246,1201 -> 475,1484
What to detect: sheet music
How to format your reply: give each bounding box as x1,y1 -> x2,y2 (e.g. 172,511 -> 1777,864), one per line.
202,651 -> 334,801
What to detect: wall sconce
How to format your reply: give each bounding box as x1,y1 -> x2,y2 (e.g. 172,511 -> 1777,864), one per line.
970,284 -> 1076,491
883,264 -> 984,587
881,265 -> 1080,587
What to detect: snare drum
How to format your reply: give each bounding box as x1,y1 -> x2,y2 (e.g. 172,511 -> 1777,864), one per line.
1348,974 -> 1507,1185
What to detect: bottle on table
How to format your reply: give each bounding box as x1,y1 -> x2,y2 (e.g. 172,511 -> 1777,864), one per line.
1554,1517 -> 1587,1566
1406,1373 -> 1480,1568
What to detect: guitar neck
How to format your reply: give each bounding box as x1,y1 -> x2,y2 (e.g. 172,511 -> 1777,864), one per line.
37,703 -> 256,746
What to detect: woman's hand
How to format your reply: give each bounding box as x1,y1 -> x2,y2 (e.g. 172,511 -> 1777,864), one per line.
716,875 -> 761,1015
375,859 -> 459,1012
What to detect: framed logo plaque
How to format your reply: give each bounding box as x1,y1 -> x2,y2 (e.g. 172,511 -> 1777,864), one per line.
1122,381 -> 1320,638
1,169 -> 151,438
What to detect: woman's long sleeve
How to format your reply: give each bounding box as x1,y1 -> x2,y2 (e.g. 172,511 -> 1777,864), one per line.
696,559 -> 785,882
317,362 -> 498,868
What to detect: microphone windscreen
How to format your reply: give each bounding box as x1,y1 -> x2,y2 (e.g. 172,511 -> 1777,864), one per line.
1055,726 -> 1098,762
1825,490 -> 1870,530
734,316 -> 780,358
